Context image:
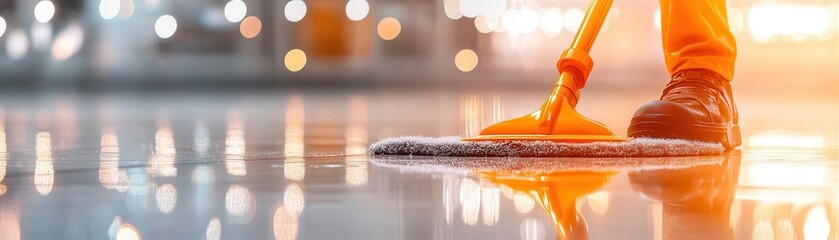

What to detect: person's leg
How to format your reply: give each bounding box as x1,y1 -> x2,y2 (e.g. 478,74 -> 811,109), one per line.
660,0 -> 736,80
627,0 -> 740,148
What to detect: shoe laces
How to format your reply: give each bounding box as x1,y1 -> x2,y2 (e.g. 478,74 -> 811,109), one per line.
661,71 -> 726,103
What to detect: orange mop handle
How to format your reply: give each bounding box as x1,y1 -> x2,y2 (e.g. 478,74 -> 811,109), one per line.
556,0 -> 613,90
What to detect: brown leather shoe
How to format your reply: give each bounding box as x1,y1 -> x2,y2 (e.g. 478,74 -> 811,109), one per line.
628,69 -> 741,149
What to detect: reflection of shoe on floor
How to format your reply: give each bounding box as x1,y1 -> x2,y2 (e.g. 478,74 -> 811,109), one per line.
628,69 -> 741,149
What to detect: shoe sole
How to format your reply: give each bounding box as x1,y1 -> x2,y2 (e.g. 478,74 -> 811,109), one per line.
628,116 -> 741,149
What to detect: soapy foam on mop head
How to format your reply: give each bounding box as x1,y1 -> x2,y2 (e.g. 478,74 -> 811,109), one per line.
369,136 -> 724,157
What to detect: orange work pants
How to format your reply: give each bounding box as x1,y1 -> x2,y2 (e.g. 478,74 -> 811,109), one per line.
659,0 -> 737,81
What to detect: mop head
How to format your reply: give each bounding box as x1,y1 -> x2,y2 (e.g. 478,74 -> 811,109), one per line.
369,136 -> 724,157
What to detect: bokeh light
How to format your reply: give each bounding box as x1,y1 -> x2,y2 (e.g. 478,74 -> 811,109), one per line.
239,16 -> 262,39
119,0 -> 134,19
444,0 -> 462,20
284,0 -> 307,23
154,15 -> 177,39
0,17 -> 5,38
51,23 -> 84,60
539,9 -> 563,37
345,0 -> 369,21
459,0 -> 479,18
284,49 -> 307,72
34,1 -> 55,23
454,49 -> 478,72
31,23 -> 52,50
564,8 -> 584,33
474,15 -> 497,34
99,0 -> 121,20
224,0 -> 247,23
377,17 -> 401,40
653,7 -> 661,31
501,9 -> 539,35
115,223 -> 141,240
481,0 -> 506,19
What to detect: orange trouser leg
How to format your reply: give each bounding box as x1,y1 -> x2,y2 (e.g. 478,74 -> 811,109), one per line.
659,0 -> 737,81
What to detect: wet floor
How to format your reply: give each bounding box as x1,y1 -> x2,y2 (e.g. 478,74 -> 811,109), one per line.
0,87 -> 837,240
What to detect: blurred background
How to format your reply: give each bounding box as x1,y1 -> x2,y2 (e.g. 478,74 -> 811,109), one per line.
0,0 -> 836,90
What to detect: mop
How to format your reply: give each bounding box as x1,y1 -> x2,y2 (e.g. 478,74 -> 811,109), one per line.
370,0 -> 726,157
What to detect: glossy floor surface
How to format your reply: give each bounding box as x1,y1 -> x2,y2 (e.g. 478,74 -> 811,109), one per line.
0,86 -> 837,240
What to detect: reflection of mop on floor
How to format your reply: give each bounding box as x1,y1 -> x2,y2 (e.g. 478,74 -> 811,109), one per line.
369,152 -> 727,175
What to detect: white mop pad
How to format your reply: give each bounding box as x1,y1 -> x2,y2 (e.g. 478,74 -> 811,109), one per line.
369,136 -> 724,157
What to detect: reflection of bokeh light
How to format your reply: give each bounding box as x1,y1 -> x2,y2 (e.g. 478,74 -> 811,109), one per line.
284,183 -> 305,216
747,132 -> 826,149
442,177 -> 457,224
752,221 -> 773,240
239,16 -> 262,39
284,49 -> 307,72
99,127 -> 120,189
206,217 -> 221,240
115,223 -> 141,240
108,216 -> 122,239
377,17 -> 401,40
155,183 -> 177,213
114,170 -> 129,192
35,132 -> 54,196
481,188 -> 499,226
34,1 -> 55,23
0,205 -> 21,240
519,218 -> 546,240
742,161 -> 826,195
459,0 -> 479,18
454,49 -> 478,72
345,0 -> 369,21
540,9 -> 563,37
224,0 -> 247,23
345,159 -> 367,186
6,30 -> 29,60
149,120 -> 177,177
804,206 -> 829,240
474,15 -> 497,34
459,178 -> 480,226
284,0 -> 307,23
284,96 -> 305,157
444,0 -> 462,20
513,192 -> 535,213
285,160 -> 305,181
193,120 -> 210,154
273,206 -> 299,240
563,8 -> 584,33
100,0 -> 121,20
51,23 -> 85,60
586,191 -> 610,215
1,109 -> 6,183
225,184 -> 254,218
0,17 -> 5,38
192,165 -> 215,184
154,15 -> 177,39
225,111 -> 247,176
